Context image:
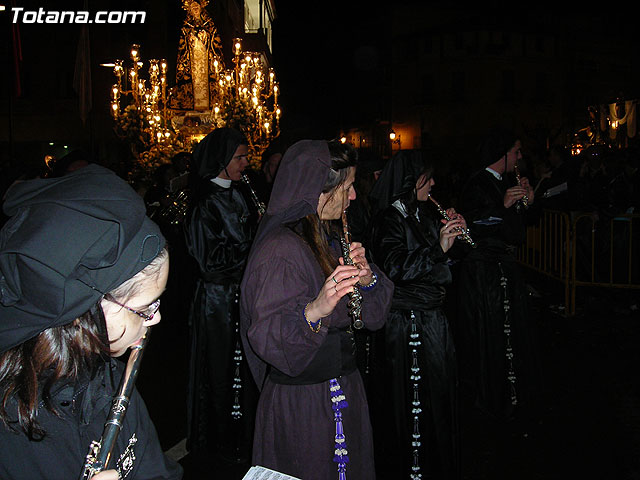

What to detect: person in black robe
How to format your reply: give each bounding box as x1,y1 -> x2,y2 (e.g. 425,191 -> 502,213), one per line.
347,148 -> 385,392
239,139 -> 394,480
347,148 -> 385,246
246,136 -> 286,206
454,128 -> 541,425
535,145 -> 571,212
183,127 -> 259,463
367,150 -> 466,479
46,148 -> 91,178
0,165 -> 181,480
145,163 -> 179,222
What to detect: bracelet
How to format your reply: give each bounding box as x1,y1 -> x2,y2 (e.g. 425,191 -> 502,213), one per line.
304,302 -> 321,333
358,272 -> 378,291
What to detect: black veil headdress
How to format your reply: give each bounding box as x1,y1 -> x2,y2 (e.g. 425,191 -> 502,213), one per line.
368,149 -> 430,214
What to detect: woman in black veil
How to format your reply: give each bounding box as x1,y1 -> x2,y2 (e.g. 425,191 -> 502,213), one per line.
367,150 -> 466,479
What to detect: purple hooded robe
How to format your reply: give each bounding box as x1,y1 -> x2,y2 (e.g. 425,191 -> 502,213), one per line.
239,140 -> 393,479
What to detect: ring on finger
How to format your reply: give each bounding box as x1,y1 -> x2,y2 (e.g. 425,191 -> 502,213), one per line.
332,276 -> 338,284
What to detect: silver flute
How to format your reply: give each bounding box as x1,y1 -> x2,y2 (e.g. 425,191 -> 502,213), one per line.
79,330 -> 151,480
340,210 -> 364,329
428,195 -> 476,248
241,173 -> 267,216
513,163 -> 529,208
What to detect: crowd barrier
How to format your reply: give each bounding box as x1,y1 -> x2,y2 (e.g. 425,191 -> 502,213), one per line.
517,209 -> 640,315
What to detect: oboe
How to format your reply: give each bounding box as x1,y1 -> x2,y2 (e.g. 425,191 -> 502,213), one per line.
513,163 -> 529,208
427,195 -> 476,248
340,210 -> 364,329
241,173 -> 266,216
79,330 -> 151,480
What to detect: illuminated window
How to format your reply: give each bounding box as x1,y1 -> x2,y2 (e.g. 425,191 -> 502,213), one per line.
244,0 -> 275,53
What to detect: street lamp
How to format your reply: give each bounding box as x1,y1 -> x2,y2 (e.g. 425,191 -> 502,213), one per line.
389,129 -> 401,149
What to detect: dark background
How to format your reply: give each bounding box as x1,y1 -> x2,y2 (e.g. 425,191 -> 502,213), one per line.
3,1 -> 640,180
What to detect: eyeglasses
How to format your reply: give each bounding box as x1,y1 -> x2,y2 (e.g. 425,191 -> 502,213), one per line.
104,294 -> 161,322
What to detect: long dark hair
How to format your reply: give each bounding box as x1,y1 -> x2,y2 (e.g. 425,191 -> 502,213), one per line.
293,140 -> 358,276
0,305 -> 108,440
0,248 -> 168,440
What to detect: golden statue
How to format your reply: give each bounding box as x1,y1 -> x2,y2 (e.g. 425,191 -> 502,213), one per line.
168,0 -> 224,112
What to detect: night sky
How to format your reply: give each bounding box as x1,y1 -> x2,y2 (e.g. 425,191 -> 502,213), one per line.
271,0 -> 387,141
3,1 -> 640,157
270,1 -> 640,143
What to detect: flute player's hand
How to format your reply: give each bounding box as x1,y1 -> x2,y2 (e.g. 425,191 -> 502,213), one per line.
92,470 -> 119,480
348,241 -> 373,286
304,262 -> 361,324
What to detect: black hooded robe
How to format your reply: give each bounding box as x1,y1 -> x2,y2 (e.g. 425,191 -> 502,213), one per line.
454,168 -> 541,422
183,129 -> 258,460
367,151 -> 459,479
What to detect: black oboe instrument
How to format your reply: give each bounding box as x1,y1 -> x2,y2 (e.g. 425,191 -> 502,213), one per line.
340,210 -> 364,329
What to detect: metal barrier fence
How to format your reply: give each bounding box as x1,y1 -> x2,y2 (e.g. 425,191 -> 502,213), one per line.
517,210 -> 640,315
517,210 -> 571,313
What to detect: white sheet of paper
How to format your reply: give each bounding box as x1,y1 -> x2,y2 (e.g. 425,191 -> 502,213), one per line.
242,466 -> 302,480
542,182 -> 568,198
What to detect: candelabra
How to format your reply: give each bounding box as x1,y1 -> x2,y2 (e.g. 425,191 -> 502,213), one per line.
109,45 -> 174,147
107,35 -> 281,174
215,37 -> 281,164
106,45 -> 187,180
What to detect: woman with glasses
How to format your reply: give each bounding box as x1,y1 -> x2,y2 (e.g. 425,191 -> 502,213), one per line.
0,165 -> 181,480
